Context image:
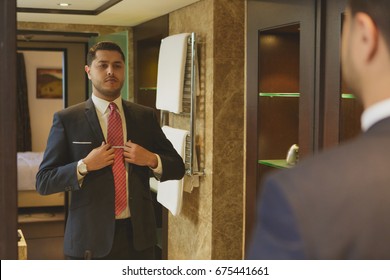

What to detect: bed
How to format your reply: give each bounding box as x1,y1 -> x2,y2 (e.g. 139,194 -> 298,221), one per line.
17,152 -> 65,208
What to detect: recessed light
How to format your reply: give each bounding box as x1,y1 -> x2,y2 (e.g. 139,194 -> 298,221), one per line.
58,3 -> 71,7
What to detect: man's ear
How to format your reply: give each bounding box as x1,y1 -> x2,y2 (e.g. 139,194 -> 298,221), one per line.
354,12 -> 379,62
84,65 -> 91,79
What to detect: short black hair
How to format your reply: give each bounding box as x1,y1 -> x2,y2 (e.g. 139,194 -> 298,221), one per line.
86,41 -> 125,66
348,0 -> 390,48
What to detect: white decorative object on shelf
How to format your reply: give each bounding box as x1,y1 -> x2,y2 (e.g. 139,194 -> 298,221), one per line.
286,144 -> 299,166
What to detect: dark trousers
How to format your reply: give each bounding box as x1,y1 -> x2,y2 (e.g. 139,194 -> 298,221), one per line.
67,218 -> 155,260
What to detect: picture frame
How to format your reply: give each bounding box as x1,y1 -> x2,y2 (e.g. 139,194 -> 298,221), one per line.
36,68 -> 63,99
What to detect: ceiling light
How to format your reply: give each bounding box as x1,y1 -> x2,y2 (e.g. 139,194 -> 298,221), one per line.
58,3 -> 71,7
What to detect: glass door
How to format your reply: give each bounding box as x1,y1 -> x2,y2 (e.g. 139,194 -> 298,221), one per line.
246,0 -> 317,251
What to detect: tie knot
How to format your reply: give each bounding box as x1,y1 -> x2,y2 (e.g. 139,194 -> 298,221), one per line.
109,102 -> 118,112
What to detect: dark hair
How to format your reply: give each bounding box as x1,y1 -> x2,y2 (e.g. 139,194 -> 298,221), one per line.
86,41 -> 125,66
348,0 -> 390,47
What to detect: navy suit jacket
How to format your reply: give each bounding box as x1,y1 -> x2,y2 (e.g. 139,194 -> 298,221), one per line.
247,117 -> 390,259
36,98 -> 185,258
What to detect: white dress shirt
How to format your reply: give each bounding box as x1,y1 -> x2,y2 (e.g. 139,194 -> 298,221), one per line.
77,94 -> 162,219
361,98 -> 390,132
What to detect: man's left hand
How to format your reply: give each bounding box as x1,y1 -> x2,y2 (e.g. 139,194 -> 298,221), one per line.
123,140 -> 158,168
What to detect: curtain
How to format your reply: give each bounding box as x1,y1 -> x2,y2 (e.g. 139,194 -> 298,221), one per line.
16,52 -> 32,152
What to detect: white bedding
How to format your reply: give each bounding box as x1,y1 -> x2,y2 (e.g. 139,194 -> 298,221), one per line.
17,152 -> 43,191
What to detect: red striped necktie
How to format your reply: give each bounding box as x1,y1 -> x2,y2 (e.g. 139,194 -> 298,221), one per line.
107,102 -> 127,216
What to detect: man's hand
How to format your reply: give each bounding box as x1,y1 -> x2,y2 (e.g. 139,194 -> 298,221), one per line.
83,142 -> 115,172
123,140 -> 158,168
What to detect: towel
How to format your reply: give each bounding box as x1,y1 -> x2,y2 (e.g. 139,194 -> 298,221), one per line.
156,126 -> 189,216
156,33 -> 190,114
161,126 -> 189,157
161,125 -> 200,193
156,179 -> 183,216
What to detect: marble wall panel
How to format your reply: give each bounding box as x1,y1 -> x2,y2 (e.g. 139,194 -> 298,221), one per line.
212,0 -> 245,260
168,0 -> 245,260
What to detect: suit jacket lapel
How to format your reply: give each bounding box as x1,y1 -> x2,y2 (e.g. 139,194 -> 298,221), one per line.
85,98 -> 105,144
122,100 -> 137,143
122,100 -> 136,197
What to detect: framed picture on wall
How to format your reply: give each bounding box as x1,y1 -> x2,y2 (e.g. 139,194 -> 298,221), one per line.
36,68 -> 63,99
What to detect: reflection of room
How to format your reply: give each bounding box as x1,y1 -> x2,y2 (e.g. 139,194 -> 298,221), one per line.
15,28 -> 131,260
16,48 -> 66,260
16,39 -> 88,259
135,38 -> 160,109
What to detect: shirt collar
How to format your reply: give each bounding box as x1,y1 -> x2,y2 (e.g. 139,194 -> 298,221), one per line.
361,98 -> 390,131
91,93 -> 123,115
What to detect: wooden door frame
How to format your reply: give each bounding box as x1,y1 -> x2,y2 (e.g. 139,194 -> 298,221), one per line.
0,0 -> 18,259
322,0 -> 347,148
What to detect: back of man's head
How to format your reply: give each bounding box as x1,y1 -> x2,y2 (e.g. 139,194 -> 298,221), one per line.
348,0 -> 390,49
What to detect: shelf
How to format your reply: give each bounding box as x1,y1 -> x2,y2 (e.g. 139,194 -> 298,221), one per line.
259,93 -> 355,99
139,87 -> 157,91
259,92 -> 300,98
258,159 -> 293,169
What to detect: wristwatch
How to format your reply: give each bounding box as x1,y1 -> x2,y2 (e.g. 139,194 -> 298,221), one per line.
77,159 -> 88,176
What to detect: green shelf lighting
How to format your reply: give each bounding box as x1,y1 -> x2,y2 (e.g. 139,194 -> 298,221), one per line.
259,93 -> 300,98
258,159 -> 293,169
341,93 -> 356,99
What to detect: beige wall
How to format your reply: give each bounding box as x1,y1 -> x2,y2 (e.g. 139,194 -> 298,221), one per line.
20,50 -> 63,152
168,0 -> 245,259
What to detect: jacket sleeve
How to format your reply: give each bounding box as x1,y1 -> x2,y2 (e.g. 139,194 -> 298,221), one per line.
36,112 -> 80,195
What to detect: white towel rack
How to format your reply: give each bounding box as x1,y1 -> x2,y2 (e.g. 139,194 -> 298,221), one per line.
160,32 -> 204,177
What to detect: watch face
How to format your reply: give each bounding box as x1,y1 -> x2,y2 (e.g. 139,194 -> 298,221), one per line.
81,164 -> 87,173
78,161 -> 87,175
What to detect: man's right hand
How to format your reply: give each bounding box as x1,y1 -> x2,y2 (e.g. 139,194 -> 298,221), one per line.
83,142 -> 115,172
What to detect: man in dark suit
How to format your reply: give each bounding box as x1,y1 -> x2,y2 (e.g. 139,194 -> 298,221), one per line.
36,41 -> 185,259
247,0 -> 390,259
